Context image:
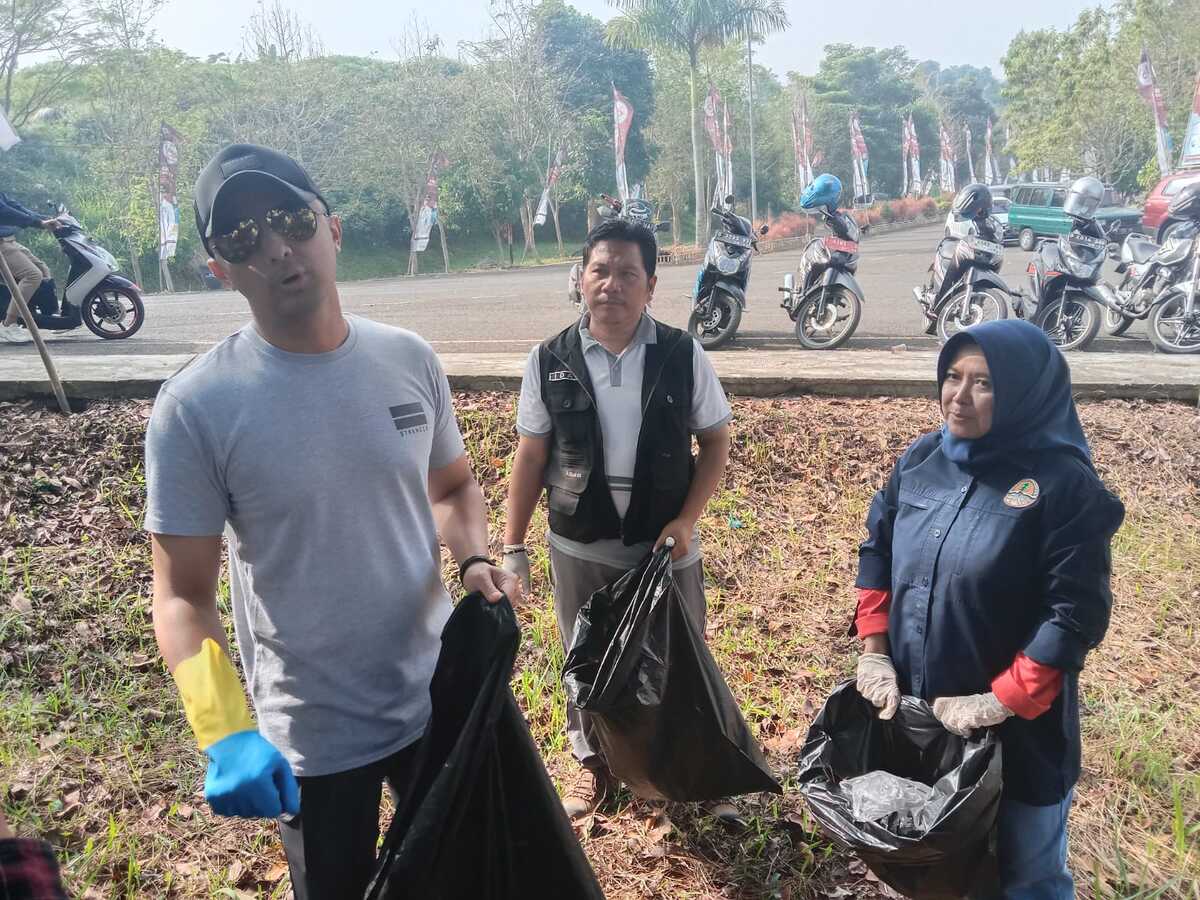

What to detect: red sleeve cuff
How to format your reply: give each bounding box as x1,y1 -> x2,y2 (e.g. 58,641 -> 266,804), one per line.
854,588 -> 890,638
991,652 -> 1064,720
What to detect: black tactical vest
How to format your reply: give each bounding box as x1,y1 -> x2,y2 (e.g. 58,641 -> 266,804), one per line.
538,319 -> 695,545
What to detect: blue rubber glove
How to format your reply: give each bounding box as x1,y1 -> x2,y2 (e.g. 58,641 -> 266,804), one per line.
204,729 -> 300,818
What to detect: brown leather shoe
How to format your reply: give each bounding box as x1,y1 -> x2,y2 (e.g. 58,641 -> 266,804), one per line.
561,765 -> 613,821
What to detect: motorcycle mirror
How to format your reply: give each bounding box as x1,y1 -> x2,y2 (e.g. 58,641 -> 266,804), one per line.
782,273 -> 795,291
759,224 -> 769,235
725,194 -> 735,206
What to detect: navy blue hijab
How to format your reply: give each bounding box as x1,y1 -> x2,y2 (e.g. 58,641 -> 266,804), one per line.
937,319 -> 1094,472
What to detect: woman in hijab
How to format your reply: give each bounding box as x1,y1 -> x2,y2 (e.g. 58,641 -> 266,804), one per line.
850,319 -> 1124,898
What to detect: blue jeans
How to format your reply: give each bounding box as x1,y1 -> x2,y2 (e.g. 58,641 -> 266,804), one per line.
995,789 -> 1075,899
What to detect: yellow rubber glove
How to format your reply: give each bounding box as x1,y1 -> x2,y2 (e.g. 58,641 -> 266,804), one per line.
171,638 -> 255,750
171,638 -> 299,818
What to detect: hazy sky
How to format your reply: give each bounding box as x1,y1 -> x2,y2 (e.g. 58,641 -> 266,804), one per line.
154,0 -> 1102,78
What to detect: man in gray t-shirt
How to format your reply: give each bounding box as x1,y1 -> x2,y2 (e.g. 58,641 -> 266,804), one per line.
145,144 -> 520,900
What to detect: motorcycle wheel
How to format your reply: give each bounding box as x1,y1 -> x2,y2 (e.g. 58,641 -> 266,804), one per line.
793,287 -> 861,350
935,288 -> 1009,343
687,290 -> 741,349
1037,294 -> 1101,351
1147,294 -> 1200,354
82,285 -> 145,339
1103,304 -> 1134,337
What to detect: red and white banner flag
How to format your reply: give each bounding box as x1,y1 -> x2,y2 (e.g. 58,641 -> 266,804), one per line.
534,146 -> 565,226
901,115 -> 921,196
156,123 -> 182,260
1137,48 -> 1174,176
1179,70 -> 1200,169
849,112 -> 870,205
939,120 -> 957,194
411,152 -> 450,253
722,100 -> 734,202
791,93 -> 815,194
984,119 -> 1001,185
613,86 -> 634,201
0,108 -> 20,152
704,86 -> 733,205
963,122 -> 977,184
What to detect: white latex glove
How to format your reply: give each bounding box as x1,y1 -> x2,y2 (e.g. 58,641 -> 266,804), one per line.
501,549 -> 531,594
856,653 -> 901,720
932,692 -> 1014,737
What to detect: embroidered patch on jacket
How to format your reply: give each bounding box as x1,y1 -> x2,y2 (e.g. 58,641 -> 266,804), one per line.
548,369 -> 578,383
1003,478 -> 1041,509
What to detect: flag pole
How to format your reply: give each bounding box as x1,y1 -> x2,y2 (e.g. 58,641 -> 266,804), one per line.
0,251 -> 70,414
747,34 -> 758,223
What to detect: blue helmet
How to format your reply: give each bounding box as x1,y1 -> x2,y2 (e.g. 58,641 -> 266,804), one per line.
801,174 -> 842,211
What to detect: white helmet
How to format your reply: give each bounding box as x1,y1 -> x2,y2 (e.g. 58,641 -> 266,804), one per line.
1063,176 -> 1104,219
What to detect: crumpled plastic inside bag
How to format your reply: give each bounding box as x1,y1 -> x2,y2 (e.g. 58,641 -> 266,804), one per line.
840,771 -> 956,833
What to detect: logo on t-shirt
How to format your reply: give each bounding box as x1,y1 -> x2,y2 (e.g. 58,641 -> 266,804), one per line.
389,402 -> 429,433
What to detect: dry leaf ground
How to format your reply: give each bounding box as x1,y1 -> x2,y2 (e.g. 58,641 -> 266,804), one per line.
1,394 -> 1197,899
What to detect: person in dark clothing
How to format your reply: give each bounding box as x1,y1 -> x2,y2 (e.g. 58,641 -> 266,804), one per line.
0,807 -> 69,900
0,192 -> 57,342
850,319 -> 1124,898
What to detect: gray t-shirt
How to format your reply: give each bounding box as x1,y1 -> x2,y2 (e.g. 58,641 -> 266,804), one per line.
144,316 -> 465,776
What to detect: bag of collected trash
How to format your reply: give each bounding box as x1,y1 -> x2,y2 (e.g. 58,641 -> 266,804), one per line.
365,593 -> 605,900
797,680 -> 1002,899
562,546 -> 781,802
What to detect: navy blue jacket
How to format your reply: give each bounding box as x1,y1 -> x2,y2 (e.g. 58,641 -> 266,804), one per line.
857,431 -> 1124,804
0,193 -> 44,238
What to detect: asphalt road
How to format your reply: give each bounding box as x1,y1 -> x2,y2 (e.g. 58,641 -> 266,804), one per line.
11,223 -> 1153,357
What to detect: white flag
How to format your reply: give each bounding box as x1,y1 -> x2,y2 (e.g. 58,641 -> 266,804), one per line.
0,109 -> 19,152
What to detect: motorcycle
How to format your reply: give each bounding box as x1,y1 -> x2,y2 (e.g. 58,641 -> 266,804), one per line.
913,215 -> 1013,342
1102,224 -> 1200,353
777,206 -> 863,350
0,210 -> 145,340
687,197 -> 768,349
568,194 -> 669,310
1022,220 -> 1110,352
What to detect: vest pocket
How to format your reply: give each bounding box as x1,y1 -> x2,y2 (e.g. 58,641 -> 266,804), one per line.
547,485 -> 581,515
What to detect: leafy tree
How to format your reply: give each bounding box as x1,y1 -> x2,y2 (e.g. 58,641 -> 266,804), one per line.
607,0 -> 788,245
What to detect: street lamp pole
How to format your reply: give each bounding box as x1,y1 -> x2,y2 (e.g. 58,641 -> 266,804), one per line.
747,34 -> 758,223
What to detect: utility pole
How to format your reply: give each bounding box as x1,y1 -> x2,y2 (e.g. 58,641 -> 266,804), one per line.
747,34 -> 758,224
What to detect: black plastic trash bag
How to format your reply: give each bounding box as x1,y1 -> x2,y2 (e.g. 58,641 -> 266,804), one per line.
562,547 -> 781,802
797,681 -> 1002,899
365,593 -> 605,900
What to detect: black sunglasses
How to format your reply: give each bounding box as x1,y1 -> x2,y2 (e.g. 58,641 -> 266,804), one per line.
211,206 -> 322,264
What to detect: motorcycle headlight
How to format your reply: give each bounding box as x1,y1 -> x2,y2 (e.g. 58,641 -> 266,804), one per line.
1063,246 -> 1098,278
806,240 -> 831,265
715,245 -> 740,275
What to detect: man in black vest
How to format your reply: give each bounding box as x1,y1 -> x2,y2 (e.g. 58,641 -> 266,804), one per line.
503,218 -> 733,822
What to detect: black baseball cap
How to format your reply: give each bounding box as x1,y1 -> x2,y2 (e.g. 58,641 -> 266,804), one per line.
194,143 -> 329,252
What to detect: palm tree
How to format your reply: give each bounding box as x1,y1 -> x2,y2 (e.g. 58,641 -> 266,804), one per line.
607,0 -> 788,246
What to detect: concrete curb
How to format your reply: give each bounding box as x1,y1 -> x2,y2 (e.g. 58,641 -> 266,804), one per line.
2,349 -> 1196,405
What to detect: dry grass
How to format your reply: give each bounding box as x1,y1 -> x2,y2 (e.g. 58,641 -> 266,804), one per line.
1,394 -> 1197,899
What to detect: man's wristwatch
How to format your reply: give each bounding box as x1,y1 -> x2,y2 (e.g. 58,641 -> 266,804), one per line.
457,554 -> 495,583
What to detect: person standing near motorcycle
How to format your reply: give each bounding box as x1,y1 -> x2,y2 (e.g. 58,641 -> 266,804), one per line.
0,191 -> 57,343
851,319 -> 1124,897
501,217 -> 737,824
144,144 -> 521,900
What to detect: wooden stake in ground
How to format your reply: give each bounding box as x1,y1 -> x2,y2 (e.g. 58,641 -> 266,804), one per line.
0,250 -> 71,414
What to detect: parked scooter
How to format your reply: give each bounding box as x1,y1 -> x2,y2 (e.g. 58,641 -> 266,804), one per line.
687,195 -> 768,349
0,207 -> 145,340
568,193 -> 669,310
777,174 -> 863,350
913,183 -> 1014,341
1101,182 -> 1200,353
1021,176 -> 1110,352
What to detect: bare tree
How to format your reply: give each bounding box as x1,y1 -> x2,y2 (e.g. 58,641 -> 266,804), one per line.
242,0 -> 324,63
